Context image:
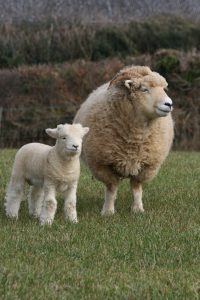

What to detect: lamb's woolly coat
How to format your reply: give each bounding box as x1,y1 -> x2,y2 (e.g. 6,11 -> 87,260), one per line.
74,66 -> 174,214
14,143 -> 80,189
5,123 -> 89,224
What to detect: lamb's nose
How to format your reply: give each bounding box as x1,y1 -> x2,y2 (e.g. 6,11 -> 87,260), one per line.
72,145 -> 79,150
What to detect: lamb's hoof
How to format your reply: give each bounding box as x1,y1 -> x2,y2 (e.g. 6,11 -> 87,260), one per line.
101,208 -> 115,216
6,210 -> 18,219
71,218 -> 78,224
40,218 -> 53,226
131,206 -> 145,213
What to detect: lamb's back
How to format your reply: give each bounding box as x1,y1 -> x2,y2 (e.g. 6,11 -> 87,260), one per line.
13,143 -> 51,180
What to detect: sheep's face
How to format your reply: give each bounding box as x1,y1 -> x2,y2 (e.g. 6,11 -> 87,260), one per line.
124,78 -> 173,119
46,124 -> 89,157
109,67 -> 173,120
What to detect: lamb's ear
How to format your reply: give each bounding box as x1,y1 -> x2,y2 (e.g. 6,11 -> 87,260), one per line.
82,127 -> 89,136
57,124 -> 64,130
124,80 -> 133,89
45,128 -> 58,139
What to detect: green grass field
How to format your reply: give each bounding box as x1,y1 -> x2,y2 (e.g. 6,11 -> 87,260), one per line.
0,150 -> 200,299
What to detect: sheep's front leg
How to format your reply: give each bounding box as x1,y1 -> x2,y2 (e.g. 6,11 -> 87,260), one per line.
63,183 -> 78,223
88,163 -> 119,216
130,179 -> 144,213
28,186 -> 44,218
101,184 -> 118,216
40,183 -> 57,225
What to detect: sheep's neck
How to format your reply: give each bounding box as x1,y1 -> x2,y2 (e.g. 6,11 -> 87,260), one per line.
109,95 -> 153,137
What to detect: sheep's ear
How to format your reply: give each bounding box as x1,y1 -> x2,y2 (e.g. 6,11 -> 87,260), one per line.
45,128 -> 58,139
82,127 -> 89,136
124,79 -> 141,90
124,80 -> 133,89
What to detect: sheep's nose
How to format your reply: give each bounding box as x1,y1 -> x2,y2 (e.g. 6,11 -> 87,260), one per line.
164,97 -> 173,109
164,102 -> 172,108
72,145 -> 79,150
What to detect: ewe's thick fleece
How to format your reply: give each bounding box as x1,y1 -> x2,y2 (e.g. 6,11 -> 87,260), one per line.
74,66 -> 174,214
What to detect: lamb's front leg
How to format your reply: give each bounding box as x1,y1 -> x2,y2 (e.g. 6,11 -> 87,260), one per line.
40,183 -> 57,225
130,179 -> 144,213
63,183 -> 78,223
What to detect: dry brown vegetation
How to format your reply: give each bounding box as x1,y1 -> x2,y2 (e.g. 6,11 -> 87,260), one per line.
0,59 -> 123,147
1,49 -> 200,150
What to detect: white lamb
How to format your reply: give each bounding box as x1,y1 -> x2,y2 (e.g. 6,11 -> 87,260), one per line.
5,123 -> 89,225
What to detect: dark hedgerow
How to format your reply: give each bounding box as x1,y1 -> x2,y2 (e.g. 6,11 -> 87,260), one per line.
127,17 -> 200,54
155,55 -> 180,76
0,16 -> 200,68
92,27 -> 135,60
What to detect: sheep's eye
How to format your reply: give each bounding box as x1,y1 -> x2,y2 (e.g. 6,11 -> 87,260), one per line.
61,137 -> 67,140
141,87 -> 149,93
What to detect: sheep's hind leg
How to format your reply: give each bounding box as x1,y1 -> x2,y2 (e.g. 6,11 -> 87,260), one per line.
63,183 -> 78,223
28,186 -> 44,218
90,164 -> 119,216
130,179 -> 144,213
39,183 -> 57,225
101,184 -> 118,216
5,177 -> 25,219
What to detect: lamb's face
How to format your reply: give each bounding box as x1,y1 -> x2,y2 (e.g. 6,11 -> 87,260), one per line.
46,124 -> 89,157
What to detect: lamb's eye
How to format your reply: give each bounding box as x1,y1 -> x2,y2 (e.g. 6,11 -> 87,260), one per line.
62,137 -> 67,140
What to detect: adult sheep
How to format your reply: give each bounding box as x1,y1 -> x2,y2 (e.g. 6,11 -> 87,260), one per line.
74,66 -> 174,215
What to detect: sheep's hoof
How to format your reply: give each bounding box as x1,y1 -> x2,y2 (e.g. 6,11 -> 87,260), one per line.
131,206 -> 145,213
29,211 -> 40,219
101,208 -> 115,216
66,217 -> 78,223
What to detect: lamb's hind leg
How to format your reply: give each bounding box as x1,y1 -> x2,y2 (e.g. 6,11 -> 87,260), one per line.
5,176 -> 25,219
28,186 -> 44,218
130,178 -> 144,213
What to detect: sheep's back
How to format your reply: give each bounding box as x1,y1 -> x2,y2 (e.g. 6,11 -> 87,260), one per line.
74,83 -> 109,125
